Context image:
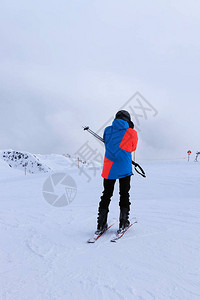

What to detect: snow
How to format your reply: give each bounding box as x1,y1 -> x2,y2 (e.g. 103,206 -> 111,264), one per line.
0,154 -> 200,300
0,150 -> 50,174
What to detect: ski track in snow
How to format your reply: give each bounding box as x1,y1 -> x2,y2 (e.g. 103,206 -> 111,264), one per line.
0,157 -> 200,300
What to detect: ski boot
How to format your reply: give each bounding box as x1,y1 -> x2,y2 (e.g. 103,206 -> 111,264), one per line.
95,208 -> 108,234
118,207 -> 130,233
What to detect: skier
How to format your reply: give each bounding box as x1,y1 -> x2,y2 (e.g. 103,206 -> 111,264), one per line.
96,110 -> 138,234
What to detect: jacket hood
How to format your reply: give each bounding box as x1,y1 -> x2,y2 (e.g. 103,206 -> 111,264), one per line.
112,118 -> 129,130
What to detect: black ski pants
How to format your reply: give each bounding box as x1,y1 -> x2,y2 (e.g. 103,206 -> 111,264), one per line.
99,175 -> 131,211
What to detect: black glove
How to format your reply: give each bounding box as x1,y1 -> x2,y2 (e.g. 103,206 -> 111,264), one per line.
128,121 -> 134,129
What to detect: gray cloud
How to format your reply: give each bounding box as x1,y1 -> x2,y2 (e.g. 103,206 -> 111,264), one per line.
0,1 -> 200,159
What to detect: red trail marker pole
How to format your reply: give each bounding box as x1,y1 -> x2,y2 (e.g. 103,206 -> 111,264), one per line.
187,150 -> 191,162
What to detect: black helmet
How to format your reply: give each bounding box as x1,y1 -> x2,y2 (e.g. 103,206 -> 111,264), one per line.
115,110 -> 131,122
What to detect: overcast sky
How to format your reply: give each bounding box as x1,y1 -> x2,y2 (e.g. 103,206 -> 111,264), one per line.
0,0 -> 200,160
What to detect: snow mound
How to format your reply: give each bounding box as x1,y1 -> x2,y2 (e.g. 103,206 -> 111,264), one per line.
0,150 -> 51,174
37,153 -> 102,172
0,157 -> 13,171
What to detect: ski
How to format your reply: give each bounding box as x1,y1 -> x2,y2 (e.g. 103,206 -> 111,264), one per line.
87,222 -> 115,243
110,219 -> 137,242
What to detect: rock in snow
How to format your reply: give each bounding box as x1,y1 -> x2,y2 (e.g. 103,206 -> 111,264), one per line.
0,150 -> 51,174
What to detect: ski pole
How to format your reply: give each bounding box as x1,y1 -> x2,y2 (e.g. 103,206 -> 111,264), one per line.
83,126 -> 146,178
83,126 -> 104,143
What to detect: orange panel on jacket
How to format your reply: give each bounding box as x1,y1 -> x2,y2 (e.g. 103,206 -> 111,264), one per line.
119,128 -> 138,153
101,157 -> 113,179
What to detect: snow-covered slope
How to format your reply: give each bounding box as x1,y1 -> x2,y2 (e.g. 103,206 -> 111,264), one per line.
0,155 -> 199,300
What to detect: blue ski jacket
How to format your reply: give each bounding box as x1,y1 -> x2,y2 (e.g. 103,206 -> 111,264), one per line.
101,119 -> 138,179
